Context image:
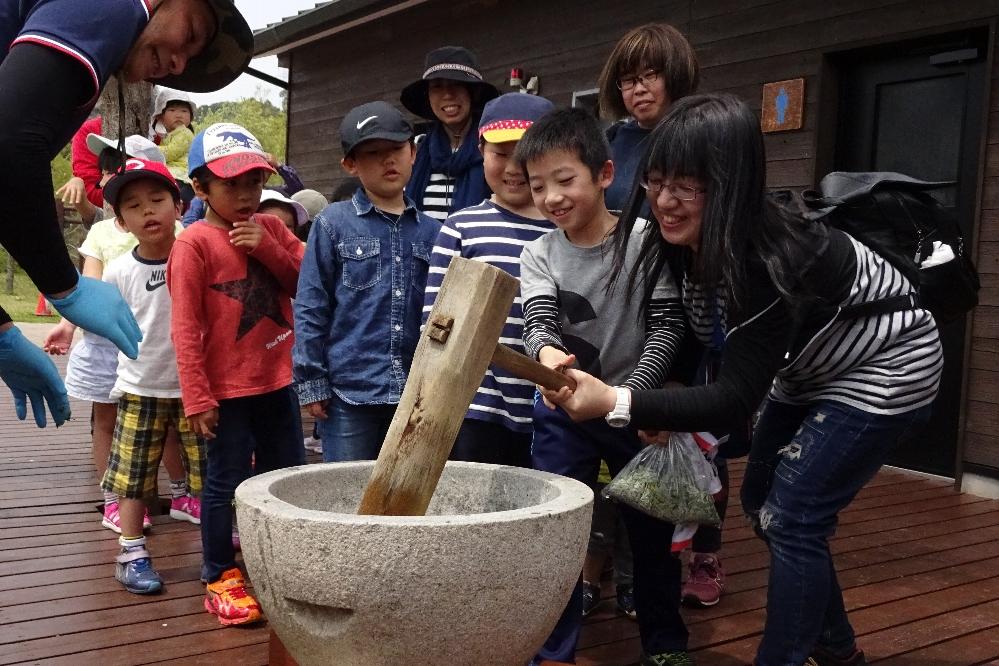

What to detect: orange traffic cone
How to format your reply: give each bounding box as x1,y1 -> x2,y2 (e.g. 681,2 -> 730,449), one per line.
34,293 -> 53,316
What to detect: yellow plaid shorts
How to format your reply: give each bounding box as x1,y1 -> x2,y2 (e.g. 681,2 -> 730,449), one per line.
101,393 -> 206,499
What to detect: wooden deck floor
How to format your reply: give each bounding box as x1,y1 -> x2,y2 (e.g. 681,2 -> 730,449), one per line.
3,323 -> 999,665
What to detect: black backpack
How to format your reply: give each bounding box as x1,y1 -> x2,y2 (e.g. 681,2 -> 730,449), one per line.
793,172 -> 980,325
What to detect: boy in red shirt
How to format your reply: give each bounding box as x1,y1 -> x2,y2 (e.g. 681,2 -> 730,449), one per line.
167,122 -> 305,626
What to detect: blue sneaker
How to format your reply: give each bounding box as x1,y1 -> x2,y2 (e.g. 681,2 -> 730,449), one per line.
115,546 -> 163,594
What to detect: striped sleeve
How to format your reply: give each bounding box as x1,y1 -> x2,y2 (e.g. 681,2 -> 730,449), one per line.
422,220 -> 463,326
623,297 -> 687,391
522,295 -> 567,361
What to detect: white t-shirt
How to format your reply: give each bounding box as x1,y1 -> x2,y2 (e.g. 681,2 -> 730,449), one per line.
102,247 -> 180,398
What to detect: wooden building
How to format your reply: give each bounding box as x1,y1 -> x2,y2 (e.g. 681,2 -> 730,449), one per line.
254,0 -> 999,492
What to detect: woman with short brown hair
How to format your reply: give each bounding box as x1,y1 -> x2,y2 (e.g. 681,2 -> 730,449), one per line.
597,23 -> 699,212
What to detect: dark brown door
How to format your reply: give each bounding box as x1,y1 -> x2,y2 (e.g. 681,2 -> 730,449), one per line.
832,28 -> 987,476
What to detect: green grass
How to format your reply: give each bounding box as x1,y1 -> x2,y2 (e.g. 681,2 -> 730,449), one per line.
0,261 -> 60,323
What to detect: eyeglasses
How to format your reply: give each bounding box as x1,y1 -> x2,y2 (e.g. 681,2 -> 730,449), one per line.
639,178 -> 706,201
616,70 -> 660,91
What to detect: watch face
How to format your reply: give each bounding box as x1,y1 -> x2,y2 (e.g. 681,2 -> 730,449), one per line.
606,414 -> 630,428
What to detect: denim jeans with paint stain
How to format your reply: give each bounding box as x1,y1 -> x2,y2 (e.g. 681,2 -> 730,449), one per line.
740,398 -> 931,666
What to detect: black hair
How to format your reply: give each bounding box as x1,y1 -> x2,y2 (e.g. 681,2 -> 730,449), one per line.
98,147 -> 124,174
190,165 -> 215,187
612,93 -> 823,311
513,107 -> 610,180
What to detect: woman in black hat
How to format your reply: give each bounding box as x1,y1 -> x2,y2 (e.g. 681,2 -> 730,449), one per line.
401,46 -> 499,220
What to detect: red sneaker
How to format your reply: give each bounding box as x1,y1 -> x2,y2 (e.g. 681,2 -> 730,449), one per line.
681,553 -> 725,607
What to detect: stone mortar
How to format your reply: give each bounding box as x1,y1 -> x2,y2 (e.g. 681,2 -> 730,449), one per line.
235,461 -> 593,665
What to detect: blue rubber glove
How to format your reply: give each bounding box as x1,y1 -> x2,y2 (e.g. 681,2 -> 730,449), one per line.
0,325 -> 71,427
47,275 -> 142,359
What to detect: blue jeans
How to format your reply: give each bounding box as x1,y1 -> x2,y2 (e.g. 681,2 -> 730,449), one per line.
201,387 -> 305,583
319,394 -> 396,462
531,399 -> 687,662
743,399 -> 931,666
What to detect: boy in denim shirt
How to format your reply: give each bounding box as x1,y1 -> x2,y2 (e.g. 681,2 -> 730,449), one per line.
294,102 -> 442,461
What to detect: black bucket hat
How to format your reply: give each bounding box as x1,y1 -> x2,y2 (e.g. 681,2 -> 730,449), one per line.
400,46 -> 500,120
156,0 -> 254,93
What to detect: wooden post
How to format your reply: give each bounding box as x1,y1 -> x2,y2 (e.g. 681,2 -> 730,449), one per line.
357,257 -> 518,516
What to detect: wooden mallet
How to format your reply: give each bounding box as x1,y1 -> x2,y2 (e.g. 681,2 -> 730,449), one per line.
357,256 -> 575,516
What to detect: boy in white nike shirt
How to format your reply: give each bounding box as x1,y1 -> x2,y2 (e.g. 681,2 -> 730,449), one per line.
100,158 -> 205,595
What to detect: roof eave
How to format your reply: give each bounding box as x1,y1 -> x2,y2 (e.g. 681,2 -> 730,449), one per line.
252,0 -> 426,58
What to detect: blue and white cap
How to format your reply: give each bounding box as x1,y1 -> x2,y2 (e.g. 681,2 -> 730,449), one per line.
188,122 -> 276,179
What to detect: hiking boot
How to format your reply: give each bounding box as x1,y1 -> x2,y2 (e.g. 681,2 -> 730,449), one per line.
170,494 -> 201,524
581,580 -> 601,617
616,584 -> 637,619
115,546 -> 163,594
806,645 -> 867,665
205,567 -> 263,626
682,553 -> 725,607
641,651 -> 695,666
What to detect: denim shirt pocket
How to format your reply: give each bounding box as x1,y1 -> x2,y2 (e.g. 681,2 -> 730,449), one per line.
338,237 -> 381,290
410,241 -> 432,292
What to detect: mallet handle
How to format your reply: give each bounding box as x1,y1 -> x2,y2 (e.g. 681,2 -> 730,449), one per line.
490,343 -> 577,391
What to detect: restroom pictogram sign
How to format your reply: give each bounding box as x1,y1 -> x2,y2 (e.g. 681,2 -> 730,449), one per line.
762,78 -> 804,132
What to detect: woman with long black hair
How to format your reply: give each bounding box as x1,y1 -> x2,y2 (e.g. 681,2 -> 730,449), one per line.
543,93 -> 942,666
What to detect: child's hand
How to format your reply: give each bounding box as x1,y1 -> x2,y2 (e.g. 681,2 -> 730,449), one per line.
306,400 -> 328,420
189,408 -> 219,440
42,319 -> 76,355
56,177 -> 86,206
537,348 -> 575,409
230,219 -> 264,251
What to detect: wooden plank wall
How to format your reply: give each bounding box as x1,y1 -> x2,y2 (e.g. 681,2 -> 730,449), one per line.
283,0 -> 999,472
965,30 -> 999,472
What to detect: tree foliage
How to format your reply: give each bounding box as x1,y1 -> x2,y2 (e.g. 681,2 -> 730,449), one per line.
50,93 -> 287,190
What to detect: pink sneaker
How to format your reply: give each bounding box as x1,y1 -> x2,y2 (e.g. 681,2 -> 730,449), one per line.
682,553 -> 725,607
231,529 -> 241,551
102,501 -> 122,533
170,495 -> 202,524
102,501 -> 153,532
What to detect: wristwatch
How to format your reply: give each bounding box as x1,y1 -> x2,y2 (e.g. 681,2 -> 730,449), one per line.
605,386 -> 632,428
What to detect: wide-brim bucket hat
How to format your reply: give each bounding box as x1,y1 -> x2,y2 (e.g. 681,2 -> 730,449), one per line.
156,0 -> 254,93
400,46 -> 500,120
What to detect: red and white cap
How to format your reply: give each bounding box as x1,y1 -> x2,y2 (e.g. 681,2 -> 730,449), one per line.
188,122 -> 276,179
102,159 -> 180,208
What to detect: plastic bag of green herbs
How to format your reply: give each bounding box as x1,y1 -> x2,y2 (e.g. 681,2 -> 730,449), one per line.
603,433 -> 720,525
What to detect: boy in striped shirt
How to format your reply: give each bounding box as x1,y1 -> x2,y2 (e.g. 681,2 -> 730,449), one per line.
422,93 -> 555,466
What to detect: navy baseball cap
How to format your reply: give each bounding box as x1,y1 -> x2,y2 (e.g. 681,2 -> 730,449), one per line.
340,102 -> 413,156
478,93 -> 555,143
